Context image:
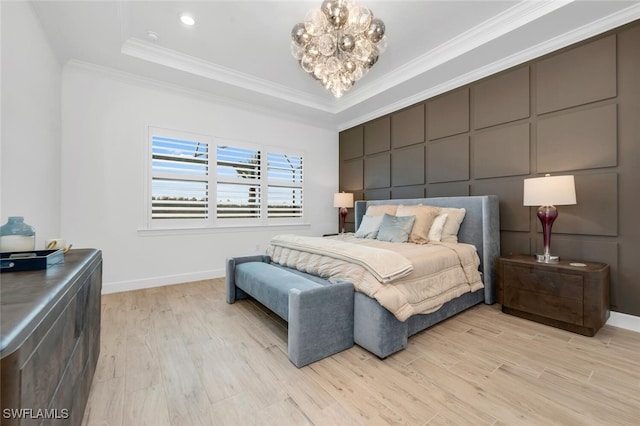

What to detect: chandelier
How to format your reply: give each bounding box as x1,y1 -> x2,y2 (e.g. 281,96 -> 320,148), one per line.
290,0 -> 387,98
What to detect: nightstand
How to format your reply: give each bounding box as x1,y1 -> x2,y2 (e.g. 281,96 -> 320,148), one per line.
497,255 -> 610,336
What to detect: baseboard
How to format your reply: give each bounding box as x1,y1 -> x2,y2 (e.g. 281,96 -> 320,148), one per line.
607,311 -> 640,333
102,269 -> 225,294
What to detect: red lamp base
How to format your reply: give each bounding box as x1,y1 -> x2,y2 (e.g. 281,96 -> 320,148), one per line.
339,207 -> 348,233
535,205 -> 559,263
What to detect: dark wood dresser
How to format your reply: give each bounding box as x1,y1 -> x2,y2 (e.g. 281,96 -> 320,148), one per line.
1,249 -> 102,425
497,255 -> 609,336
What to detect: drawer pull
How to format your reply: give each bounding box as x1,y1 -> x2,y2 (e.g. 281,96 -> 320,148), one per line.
1,260 -> 16,270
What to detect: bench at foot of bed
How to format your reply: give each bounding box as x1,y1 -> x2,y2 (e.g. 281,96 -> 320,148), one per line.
225,255 -> 354,368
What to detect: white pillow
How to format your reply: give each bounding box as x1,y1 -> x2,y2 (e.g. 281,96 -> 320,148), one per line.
427,213 -> 448,242
440,208 -> 466,243
354,214 -> 384,239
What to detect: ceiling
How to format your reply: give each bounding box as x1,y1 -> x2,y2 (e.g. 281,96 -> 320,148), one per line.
30,0 -> 640,130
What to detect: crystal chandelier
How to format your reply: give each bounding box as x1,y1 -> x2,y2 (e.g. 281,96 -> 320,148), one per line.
290,0 -> 387,98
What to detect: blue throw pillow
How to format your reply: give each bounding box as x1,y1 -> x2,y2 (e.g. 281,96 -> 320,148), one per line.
376,214 -> 416,243
355,214 -> 385,238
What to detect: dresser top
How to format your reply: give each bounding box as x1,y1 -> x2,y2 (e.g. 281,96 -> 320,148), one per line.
0,248 -> 102,357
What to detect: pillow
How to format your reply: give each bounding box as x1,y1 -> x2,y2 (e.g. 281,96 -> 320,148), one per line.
354,215 -> 384,239
365,204 -> 399,216
439,207 -> 466,243
396,204 -> 441,244
427,213 -> 448,242
376,214 -> 416,243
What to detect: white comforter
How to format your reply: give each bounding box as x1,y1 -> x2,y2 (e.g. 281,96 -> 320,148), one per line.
266,234 -> 483,321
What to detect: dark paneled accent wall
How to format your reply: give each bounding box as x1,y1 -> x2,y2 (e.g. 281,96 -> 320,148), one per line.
338,22 -> 640,317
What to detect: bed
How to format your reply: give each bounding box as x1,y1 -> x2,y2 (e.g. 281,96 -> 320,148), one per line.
260,195 -> 500,359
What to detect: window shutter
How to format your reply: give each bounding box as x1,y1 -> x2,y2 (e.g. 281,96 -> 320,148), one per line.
216,145 -> 262,219
267,152 -> 303,218
151,136 -> 208,219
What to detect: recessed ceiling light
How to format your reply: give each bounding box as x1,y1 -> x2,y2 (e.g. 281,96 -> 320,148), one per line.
180,14 -> 195,26
146,30 -> 160,42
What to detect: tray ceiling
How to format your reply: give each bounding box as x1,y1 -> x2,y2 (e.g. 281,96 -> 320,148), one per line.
30,0 -> 640,129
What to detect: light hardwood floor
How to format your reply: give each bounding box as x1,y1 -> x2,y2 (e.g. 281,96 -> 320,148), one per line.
82,278 -> 640,425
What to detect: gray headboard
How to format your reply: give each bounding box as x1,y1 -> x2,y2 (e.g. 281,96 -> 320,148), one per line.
354,196 -> 500,304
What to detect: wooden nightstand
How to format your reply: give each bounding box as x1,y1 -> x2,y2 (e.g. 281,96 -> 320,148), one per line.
497,255 -> 610,336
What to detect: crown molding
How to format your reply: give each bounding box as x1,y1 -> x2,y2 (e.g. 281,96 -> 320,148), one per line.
63,59 -> 338,131
338,1 -> 640,130
336,0 -> 575,113
121,38 -> 336,113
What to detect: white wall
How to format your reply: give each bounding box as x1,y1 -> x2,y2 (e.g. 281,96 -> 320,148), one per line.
61,63 -> 339,293
1,2 -> 61,243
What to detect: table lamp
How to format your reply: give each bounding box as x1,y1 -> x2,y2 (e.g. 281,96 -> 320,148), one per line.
523,174 -> 576,263
333,192 -> 354,234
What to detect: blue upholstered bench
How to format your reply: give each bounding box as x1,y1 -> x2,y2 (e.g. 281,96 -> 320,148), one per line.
225,255 -> 354,367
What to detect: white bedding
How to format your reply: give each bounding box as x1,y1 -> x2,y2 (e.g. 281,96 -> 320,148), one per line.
265,234 -> 483,321
269,234 -> 413,283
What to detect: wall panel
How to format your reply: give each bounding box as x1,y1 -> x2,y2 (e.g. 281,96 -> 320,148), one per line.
427,136 -> 469,183
392,186 -> 425,199
364,117 -> 390,154
427,89 -> 469,140
392,145 -> 424,186
472,179 -> 529,232
341,159 -> 363,191
537,103 -> 617,172
537,35 -> 616,114
364,153 -> 390,189
427,182 -> 469,197
474,123 -> 530,178
392,104 -> 425,148
364,188 -> 390,200
339,126 -> 363,160
554,173 -> 618,236
474,67 -> 530,129
500,232 -> 531,257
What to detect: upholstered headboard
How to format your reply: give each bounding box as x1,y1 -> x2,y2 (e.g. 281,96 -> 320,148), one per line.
354,196 -> 500,304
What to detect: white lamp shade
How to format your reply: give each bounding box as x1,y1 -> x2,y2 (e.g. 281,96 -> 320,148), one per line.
523,175 -> 576,206
333,192 -> 354,208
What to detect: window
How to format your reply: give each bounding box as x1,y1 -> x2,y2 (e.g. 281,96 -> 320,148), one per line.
147,127 -> 304,228
216,145 -> 261,219
150,133 -> 210,221
267,152 -> 303,218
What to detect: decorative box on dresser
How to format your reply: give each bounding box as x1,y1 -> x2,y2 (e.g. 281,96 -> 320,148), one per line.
497,255 -> 610,336
1,249 -> 102,425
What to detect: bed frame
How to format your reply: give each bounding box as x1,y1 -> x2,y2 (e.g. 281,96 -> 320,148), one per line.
230,195 -> 500,360
351,195 -> 500,357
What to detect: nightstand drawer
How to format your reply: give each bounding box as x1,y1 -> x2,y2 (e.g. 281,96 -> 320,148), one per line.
503,287 -> 583,325
503,264 -> 583,300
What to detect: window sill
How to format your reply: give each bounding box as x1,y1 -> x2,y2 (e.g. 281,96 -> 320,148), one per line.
137,222 -> 312,236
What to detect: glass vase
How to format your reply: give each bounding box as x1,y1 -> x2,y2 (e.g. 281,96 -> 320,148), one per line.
0,216 -> 36,252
